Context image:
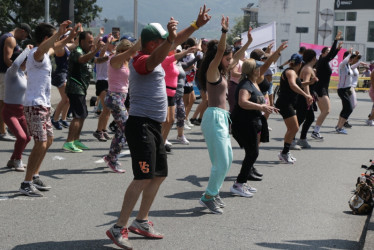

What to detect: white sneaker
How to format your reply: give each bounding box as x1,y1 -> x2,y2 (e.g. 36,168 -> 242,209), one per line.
366,120 -> 374,126
278,151 -> 296,164
297,139 -> 311,149
290,140 -> 301,150
165,140 -> 172,146
185,120 -> 194,127
230,182 -> 253,197
176,135 -> 190,145
244,183 -> 257,193
184,124 -> 191,130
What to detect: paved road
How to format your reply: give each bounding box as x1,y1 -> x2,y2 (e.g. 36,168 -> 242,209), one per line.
0,86 -> 372,249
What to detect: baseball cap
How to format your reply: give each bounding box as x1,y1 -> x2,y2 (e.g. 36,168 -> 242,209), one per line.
290,53 -> 304,64
250,49 -> 265,61
120,35 -> 136,43
18,23 -> 32,39
141,23 -> 169,44
233,36 -> 242,44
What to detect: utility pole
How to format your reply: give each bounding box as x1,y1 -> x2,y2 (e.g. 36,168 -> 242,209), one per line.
134,0 -> 138,38
314,0 -> 320,44
45,0 -> 50,23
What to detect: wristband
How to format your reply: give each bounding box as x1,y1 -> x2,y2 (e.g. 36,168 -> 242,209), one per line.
190,21 -> 199,30
221,28 -> 228,33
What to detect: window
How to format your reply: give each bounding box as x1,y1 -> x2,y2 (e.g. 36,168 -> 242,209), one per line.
368,22 -> 374,42
335,12 -> 345,21
367,48 -> 374,62
296,27 -> 309,33
345,26 -> 356,41
346,12 -> 357,21
334,26 -> 344,39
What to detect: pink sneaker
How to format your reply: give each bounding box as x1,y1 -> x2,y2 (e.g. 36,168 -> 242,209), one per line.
103,156 -> 125,173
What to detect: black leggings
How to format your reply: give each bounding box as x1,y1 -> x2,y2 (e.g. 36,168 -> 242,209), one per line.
337,87 -> 353,120
232,120 -> 261,183
296,96 -> 315,139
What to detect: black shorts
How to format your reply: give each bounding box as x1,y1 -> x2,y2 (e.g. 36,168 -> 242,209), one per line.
276,103 -> 296,119
184,86 -> 194,94
314,86 -> 329,98
96,80 -> 108,96
125,116 -> 168,180
125,93 -> 130,109
67,94 -> 88,119
51,72 -> 67,88
167,96 -> 176,106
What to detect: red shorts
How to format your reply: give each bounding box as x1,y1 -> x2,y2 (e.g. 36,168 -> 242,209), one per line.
24,106 -> 53,141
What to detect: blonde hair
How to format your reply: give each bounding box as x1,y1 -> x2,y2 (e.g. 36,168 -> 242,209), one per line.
239,58 -> 257,82
116,39 -> 133,53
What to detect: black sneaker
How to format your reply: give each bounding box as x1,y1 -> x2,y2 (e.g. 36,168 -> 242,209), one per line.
32,176 -> 51,191
109,121 -> 118,133
165,144 -> 172,153
19,182 -> 43,197
344,121 -> 352,128
51,119 -> 62,130
59,119 -> 69,128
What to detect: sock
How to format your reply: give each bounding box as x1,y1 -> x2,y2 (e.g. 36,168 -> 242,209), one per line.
96,130 -> 101,133
23,181 -> 32,184
33,174 -> 39,179
114,224 -> 123,229
201,194 -> 214,201
136,219 -> 148,223
314,126 -> 320,133
282,142 -> 291,154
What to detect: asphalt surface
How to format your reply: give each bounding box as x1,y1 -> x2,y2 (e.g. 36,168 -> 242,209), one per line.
0,86 -> 373,250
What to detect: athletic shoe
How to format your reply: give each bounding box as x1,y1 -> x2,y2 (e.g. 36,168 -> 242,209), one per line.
278,151 -> 295,164
297,139 -> 311,149
268,126 -> 272,131
128,220 -> 164,239
103,155 -> 125,173
51,119 -> 62,130
244,183 -> 257,193
184,124 -> 191,130
102,131 -> 112,140
214,194 -> 226,208
290,140 -> 301,150
93,131 -> 107,142
311,131 -> 324,140
344,121 -> 352,128
59,119 -> 69,128
366,120 -> 374,126
62,142 -> 83,153
74,140 -> 89,150
252,167 -> 263,177
336,127 -> 348,134
199,198 -> 223,214
0,133 -> 16,141
7,159 -> 26,172
176,135 -> 189,145
32,176 -> 51,191
106,225 -> 133,250
165,140 -> 172,146
109,121 -> 118,133
230,182 -> 254,197
191,118 -> 201,126
165,144 -> 172,153
19,182 -> 43,197
185,119 -> 194,127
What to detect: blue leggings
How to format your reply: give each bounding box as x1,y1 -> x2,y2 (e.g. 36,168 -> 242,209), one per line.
201,107 -> 232,197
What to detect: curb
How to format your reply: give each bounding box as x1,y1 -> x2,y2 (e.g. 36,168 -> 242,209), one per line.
363,210 -> 374,250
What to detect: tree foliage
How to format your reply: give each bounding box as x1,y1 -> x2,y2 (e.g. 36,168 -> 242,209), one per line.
227,16 -> 245,45
0,0 -> 102,35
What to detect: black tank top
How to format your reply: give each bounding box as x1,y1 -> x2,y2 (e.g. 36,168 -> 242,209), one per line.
276,68 -> 302,106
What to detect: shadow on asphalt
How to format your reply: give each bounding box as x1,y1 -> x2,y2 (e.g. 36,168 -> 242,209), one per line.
12,240 -> 115,250
175,175 -> 237,187
255,239 -> 360,249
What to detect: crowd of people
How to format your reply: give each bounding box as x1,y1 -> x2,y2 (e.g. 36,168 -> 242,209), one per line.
1,4 -> 374,249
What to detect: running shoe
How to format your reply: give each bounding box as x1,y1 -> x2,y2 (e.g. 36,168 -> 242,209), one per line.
128,220 -> 164,239
199,197 -> 223,214
59,119 -> 69,128
244,183 -> 257,193
51,119 -> 62,130
230,182 -> 254,197
109,121 -> 118,133
311,131 -> 324,140
165,140 -> 173,146
7,159 -> 26,172
74,140 -> 89,150
19,182 -> 43,197
214,194 -> 226,208
103,155 -> 125,173
297,139 -> 311,149
176,135 -> 189,145
185,119 -> 194,127
344,121 -> 352,128
0,133 -> 16,141
336,127 -> 348,134
184,124 -> 191,130
106,225 -> 133,250
278,151 -> 295,164
62,142 -> 83,153
366,120 -> 374,126
32,176 -> 51,191
290,140 -> 301,150
165,144 -> 172,153
102,131 -> 112,140
93,131 -> 107,142
191,118 -> 201,126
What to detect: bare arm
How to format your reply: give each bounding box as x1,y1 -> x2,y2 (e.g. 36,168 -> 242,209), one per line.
3,36 -> 17,67
238,89 -> 276,114
286,70 -> 312,104
206,16 -> 228,83
174,47 -> 196,61
110,39 -> 142,69
260,41 -> 288,75
78,40 -> 105,64
230,28 -> 253,67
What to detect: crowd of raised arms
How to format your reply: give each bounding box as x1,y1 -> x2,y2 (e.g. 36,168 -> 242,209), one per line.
1,4 -> 374,249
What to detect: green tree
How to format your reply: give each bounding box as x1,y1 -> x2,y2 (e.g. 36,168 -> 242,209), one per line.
227,16 -> 245,45
0,0 -> 102,35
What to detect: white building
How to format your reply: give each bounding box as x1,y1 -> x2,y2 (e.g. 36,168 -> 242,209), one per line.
257,0 -> 374,62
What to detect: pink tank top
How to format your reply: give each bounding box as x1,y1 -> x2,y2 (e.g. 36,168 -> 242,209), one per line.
108,55 -> 130,93
162,55 -> 179,97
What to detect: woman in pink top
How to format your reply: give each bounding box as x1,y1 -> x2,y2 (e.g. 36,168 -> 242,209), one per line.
103,39 -> 141,173
161,47 -> 196,152
228,48 -> 244,113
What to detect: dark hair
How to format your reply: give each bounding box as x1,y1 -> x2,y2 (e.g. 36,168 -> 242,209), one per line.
79,31 -> 93,45
182,37 -> 196,49
198,40 -> 232,91
34,23 -> 56,45
302,49 -> 316,64
321,46 -> 329,54
343,51 -> 350,59
299,46 -> 306,54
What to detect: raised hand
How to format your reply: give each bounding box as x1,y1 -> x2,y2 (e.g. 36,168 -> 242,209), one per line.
99,27 -> 105,36
167,17 -> 178,42
265,42 -> 274,53
337,41 -> 343,50
335,30 -> 342,40
247,27 -> 253,44
196,4 -> 212,28
68,23 -> 81,39
221,15 -> 229,31
276,41 -> 288,53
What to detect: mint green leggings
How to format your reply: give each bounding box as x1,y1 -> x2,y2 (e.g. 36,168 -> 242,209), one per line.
201,107 -> 233,197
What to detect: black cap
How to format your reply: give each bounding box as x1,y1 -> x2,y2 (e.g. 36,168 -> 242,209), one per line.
18,23 -> 32,39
